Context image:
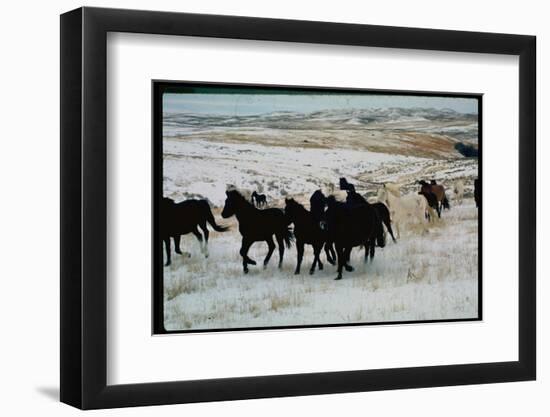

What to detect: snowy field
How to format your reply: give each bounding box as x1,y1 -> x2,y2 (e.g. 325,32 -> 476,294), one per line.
161,108 -> 479,331
164,200 -> 478,331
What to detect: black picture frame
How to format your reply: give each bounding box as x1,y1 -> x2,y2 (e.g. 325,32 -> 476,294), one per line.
60,6 -> 536,410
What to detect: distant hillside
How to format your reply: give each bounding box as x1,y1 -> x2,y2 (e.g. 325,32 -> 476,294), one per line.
163,107 -> 479,159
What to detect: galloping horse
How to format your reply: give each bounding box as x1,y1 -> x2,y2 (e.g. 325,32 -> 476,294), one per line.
251,191 -> 267,208
161,197 -> 228,266
344,187 -> 396,245
222,189 -> 292,273
418,180 -> 450,213
324,195 -> 384,280
285,198 -> 329,275
378,186 -> 429,238
309,189 -> 336,265
419,190 -> 440,219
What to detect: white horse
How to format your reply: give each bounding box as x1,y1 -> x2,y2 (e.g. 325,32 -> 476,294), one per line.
384,182 -> 402,197
377,186 -> 431,238
453,180 -> 464,205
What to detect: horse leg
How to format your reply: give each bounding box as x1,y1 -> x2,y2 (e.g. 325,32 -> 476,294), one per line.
314,243 -> 324,272
276,234 -> 285,269
330,244 -> 336,264
239,238 -> 255,274
309,245 -> 320,275
344,247 -> 354,272
395,220 -> 401,239
295,240 -> 304,275
164,237 -> 171,266
263,236 -> 276,268
369,240 -> 375,262
324,241 -> 336,265
173,234 -> 182,254
191,227 -> 204,255
335,245 -> 345,280
199,221 -> 209,258
384,218 -> 397,243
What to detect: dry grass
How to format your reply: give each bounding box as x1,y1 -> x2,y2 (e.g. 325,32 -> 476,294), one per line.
165,279 -> 199,301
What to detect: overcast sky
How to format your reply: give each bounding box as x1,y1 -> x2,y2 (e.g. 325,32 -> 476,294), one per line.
163,92 -> 478,116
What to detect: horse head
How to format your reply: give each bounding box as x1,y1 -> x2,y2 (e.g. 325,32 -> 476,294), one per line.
222,190 -> 241,218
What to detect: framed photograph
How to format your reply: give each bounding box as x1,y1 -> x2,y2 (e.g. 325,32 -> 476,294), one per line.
153,81 -> 483,334
60,6 -> 536,409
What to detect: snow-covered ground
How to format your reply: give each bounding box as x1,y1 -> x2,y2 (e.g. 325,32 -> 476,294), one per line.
164,200 -> 478,331
162,108 -> 479,331
163,138 -> 423,207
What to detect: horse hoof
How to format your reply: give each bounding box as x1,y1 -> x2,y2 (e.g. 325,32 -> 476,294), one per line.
294,270 -> 300,275
334,276 -> 342,280
344,265 -> 354,272
164,262 -> 171,267
244,269 -> 249,274
248,259 -> 256,265
309,269 -> 314,275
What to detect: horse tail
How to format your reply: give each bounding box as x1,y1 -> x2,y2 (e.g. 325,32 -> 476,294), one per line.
202,201 -> 229,232
283,226 -> 294,248
442,194 -> 450,210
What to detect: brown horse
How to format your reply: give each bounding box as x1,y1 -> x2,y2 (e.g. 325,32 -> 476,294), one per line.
418,180 -> 450,212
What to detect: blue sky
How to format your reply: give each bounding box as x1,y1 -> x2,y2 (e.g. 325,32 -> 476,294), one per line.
163,93 -> 478,115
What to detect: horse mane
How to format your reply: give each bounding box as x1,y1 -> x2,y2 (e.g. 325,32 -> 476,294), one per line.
326,195 -> 340,207
226,188 -> 249,203
286,198 -> 307,212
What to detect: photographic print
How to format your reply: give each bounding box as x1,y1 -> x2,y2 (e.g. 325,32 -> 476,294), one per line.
154,82 -> 481,333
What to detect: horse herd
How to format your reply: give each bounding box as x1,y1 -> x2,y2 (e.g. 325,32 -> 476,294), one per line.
161,177 -> 479,280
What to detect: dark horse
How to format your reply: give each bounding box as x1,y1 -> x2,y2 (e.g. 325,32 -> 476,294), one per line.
309,189 -> 336,265
251,191 -> 267,208
419,190 -> 440,219
340,177 -> 395,244
161,197 -> 229,266
345,190 -> 396,244
285,198 -> 331,275
418,180 -> 450,214
325,195 -> 384,280
222,189 -> 293,273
